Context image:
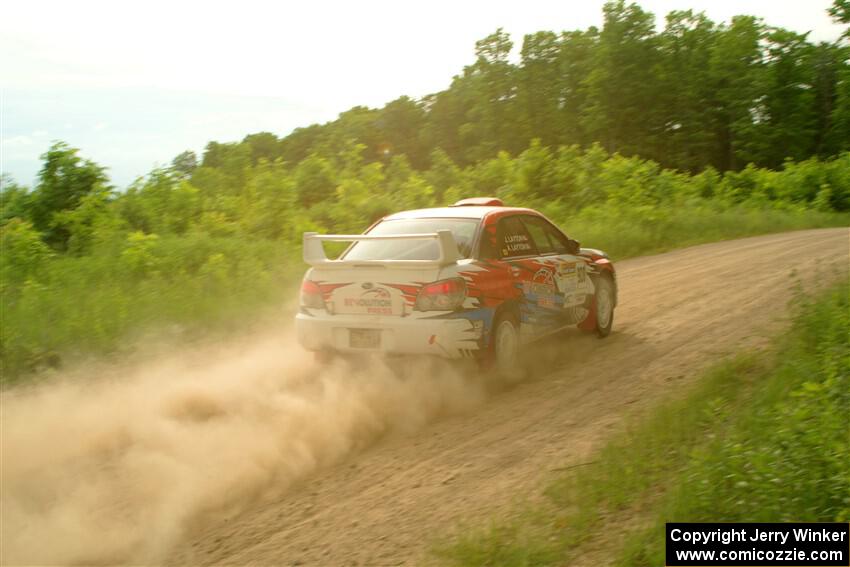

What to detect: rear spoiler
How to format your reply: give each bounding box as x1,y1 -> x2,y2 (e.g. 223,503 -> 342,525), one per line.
303,230 -> 461,268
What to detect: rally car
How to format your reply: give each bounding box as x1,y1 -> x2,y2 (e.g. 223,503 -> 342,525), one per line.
295,197 -> 617,376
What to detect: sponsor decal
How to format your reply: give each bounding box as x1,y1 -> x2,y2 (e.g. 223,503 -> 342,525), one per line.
533,267 -> 555,285
525,267 -> 560,309
344,287 -> 393,314
551,262 -> 589,308
558,266 -> 575,279
529,267 -> 556,295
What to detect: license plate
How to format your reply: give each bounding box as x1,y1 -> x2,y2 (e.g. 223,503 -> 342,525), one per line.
349,328 -> 380,349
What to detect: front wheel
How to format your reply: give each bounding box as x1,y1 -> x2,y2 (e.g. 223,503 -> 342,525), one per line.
594,276 -> 615,338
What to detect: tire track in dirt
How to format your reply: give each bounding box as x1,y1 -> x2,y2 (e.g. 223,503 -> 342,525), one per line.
168,227 -> 848,567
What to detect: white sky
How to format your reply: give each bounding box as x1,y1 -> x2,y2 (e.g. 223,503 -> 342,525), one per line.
1,0 -> 845,187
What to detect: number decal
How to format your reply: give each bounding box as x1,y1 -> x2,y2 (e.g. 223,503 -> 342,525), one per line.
576,262 -> 587,284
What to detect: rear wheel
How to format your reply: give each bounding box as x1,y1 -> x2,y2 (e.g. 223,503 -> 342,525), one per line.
594,276 -> 615,338
490,312 -> 524,381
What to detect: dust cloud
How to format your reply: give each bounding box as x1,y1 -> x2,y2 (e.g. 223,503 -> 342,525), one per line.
0,330 -> 486,565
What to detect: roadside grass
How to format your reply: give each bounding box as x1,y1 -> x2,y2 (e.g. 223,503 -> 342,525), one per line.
0,235 -> 299,383
617,280 -> 850,566
432,281 -> 849,566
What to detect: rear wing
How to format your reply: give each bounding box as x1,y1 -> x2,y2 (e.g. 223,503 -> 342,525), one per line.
302,230 -> 462,268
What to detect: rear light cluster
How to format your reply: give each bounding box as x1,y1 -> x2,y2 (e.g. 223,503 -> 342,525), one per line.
300,279 -> 325,309
415,278 -> 467,311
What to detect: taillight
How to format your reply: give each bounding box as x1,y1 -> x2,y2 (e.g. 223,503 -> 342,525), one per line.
414,278 -> 467,311
300,279 -> 325,309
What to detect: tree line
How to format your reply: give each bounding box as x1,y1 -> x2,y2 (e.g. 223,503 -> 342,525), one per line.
201,1 -> 849,176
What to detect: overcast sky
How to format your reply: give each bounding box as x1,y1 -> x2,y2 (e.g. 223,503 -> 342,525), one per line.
1,0 -> 845,188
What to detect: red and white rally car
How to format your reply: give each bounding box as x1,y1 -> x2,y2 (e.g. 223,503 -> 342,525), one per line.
295,198 -> 617,375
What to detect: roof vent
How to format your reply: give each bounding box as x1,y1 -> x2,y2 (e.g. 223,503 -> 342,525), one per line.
451,197 -> 504,207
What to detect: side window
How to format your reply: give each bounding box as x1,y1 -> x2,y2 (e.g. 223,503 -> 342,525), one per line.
521,216 -> 556,255
544,221 -> 572,254
497,216 -> 537,259
523,215 -> 574,255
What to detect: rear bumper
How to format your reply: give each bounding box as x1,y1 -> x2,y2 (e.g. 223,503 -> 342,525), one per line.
295,311 -> 483,359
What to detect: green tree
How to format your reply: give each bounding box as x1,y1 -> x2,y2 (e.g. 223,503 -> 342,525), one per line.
516,31 -> 562,148
811,43 -> 847,157
581,1 -> 661,158
826,64 -> 850,153
375,97 -> 428,168
556,29 -> 598,148
0,218 -> 53,284
50,185 -> 121,254
170,150 -> 198,179
280,124 -> 324,165
324,107 -> 382,163
242,132 -> 281,164
420,85 -> 470,165
424,148 -> 464,203
746,29 -> 818,167
655,10 -> 718,171
239,160 -> 297,239
1,175 -> 33,223
461,29 -> 519,162
199,141 -> 251,191
294,154 -> 336,208
30,142 -> 110,249
707,16 -> 765,170
829,0 -> 850,39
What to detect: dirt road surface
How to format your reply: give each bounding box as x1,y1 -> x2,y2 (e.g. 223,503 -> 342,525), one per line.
2,228 -> 847,566
168,228 -> 847,566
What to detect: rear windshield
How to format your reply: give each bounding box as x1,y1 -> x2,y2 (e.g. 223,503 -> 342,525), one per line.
343,218 -> 479,261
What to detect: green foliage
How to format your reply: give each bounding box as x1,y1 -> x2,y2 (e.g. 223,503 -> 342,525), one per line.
50,185 -> 122,255
1,175 -> 33,223
294,154 -> 336,208
170,150 -> 198,179
830,0 -> 850,38
29,142 -> 111,249
120,231 -> 160,275
0,219 -> 53,284
582,0 -> 660,157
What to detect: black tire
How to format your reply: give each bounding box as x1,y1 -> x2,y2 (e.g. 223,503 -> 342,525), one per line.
489,311 -> 525,381
594,275 -> 615,338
